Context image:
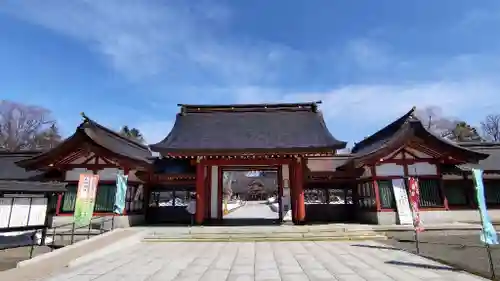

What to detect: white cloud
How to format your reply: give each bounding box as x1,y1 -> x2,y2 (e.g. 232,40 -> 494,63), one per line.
230,77 -> 500,133
344,38 -> 393,71
0,1 -> 296,85
4,1 -> 500,143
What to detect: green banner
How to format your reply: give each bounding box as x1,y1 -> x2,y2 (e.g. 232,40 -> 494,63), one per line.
73,174 -> 99,227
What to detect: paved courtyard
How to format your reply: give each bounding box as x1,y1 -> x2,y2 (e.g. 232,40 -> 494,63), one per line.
382,230 -> 500,280
224,201 -> 278,220
40,240 -> 486,281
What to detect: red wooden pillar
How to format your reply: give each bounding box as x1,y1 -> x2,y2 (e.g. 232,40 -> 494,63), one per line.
195,159 -> 205,224
295,158 -> 306,223
370,166 -> 381,211
55,194 -> 63,216
289,162 -> 297,223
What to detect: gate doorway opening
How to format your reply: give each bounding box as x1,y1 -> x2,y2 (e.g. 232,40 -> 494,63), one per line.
219,167 -> 284,225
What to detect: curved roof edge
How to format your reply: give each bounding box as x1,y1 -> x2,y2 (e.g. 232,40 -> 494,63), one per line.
352,107 -> 416,153
150,102 -> 347,154
17,115 -> 153,170
345,108 -> 489,167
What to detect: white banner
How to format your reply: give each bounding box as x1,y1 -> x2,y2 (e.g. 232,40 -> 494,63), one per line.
392,179 -> 413,225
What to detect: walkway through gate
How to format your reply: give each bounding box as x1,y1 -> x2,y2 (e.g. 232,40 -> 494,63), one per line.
220,168 -> 282,224
199,158 -> 299,225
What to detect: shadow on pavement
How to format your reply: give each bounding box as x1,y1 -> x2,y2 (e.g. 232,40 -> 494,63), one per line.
386,260 -> 460,271
350,244 -> 403,251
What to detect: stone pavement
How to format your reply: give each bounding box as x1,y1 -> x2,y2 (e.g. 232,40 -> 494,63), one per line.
224,201 -> 278,220
40,240 -> 486,281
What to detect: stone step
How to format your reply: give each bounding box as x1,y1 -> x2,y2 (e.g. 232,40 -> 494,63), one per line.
146,231 -> 385,238
142,234 -> 387,243
143,231 -> 387,242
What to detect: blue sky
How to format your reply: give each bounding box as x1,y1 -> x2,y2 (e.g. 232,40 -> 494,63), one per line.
1,1 -> 500,147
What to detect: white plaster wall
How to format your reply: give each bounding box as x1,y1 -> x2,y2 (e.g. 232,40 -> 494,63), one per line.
65,168 -> 141,182
210,166 -> 219,219
361,166 -> 372,178
408,162 -> 437,176
97,168 -> 120,181
375,163 -> 405,176
306,157 -> 336,172
65,168 -> 90,181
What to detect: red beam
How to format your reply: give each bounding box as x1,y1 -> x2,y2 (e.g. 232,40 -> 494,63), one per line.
202,158 -> 293,166
55,164 -> 118,169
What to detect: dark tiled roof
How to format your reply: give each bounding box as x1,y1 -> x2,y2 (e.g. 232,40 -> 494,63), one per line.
150,102 -> 346,153
0,152 -> 44,180
81,116 -> 152,163
455,142 -> 500,171
16,115 -> 153,170
0,180 -> 67,192
347,108 -> 489,166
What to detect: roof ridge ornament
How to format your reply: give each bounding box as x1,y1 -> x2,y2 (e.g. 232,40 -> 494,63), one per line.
80,112 -> 88,121
407,106 -> 420,122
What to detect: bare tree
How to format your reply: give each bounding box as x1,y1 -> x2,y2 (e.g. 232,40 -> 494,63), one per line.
0,100 -> 61,151
414,106 -> 482,142
415,106 -> 457,136
481,114 -> 500,142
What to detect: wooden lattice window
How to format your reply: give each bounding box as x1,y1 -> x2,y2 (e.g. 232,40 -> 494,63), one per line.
61,184 -> 77,213
357,181 -> 376,209
418,179 -> 444,208
377,180 -> 396,209
484,180 -> 500,206
443,180 -> 470,207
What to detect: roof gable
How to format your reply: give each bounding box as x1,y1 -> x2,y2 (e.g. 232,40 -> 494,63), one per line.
347,108 -> 489,166
16,114 -> 153,170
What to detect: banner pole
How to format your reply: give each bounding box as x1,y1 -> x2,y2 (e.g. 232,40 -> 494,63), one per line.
477,199 -> 496,280
472,168 -> 497,280
486,243 -> 495,280
405,174 -> 420,255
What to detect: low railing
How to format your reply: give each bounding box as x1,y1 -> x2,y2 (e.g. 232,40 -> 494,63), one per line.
48,215 -> 117,250
0,216 -> 116,261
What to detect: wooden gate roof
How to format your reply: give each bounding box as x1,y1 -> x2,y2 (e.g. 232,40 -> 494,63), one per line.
16,114 -> 153,170
150,102 -> 347,155
346,107 -> 489,167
